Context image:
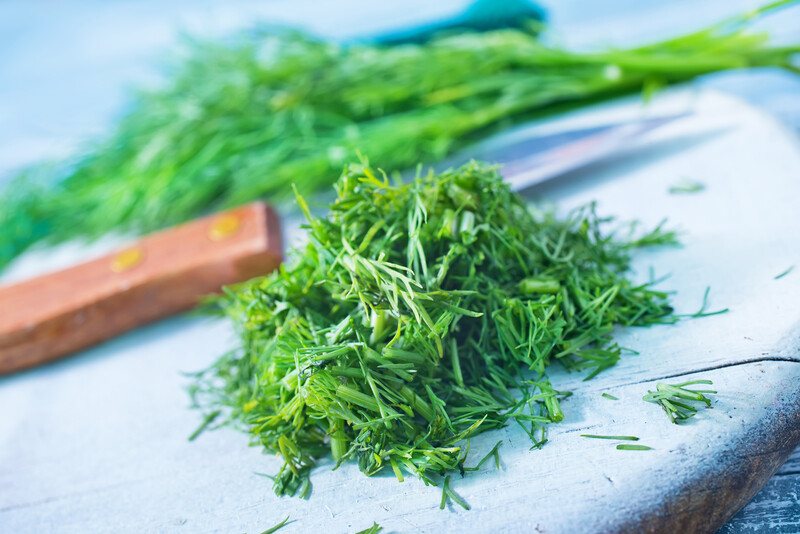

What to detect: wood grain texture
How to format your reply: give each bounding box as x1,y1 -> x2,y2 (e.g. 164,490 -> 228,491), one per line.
0,202 -> 282,375
721,447 -> 800,533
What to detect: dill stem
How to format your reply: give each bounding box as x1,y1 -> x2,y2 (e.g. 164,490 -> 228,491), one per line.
330,420 -> 348,461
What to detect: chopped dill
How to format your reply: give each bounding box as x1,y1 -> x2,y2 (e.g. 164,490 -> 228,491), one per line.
355,523 -> 383,534
668,179 -> 705,195
643,379 -> 716,424
464,440 -> 503,472
1,2 -> 799,271
190,161 -> 678,496
440,475 -> 471,511
580,434 -> 639,441
616,444 -> 653,451
684,287 -> 728,318
774,265 -> 794,280
261,516 -> 294,534
601,393 -> 619,400
187,409 -> 220,441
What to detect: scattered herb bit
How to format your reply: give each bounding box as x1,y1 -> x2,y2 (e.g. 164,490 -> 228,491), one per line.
2,2 -> 799,270
684,287 -> 729,318
187,409 -> 220,441
465,440 -> 503,472
668,179 -> 705,195
616,444 -> 653,451
190,161 -> 678,495
580,434 -> 639,441
440,475 -> 471,511
355,522 -> 383,534
601,393 -> 619,400
643,379 -> 716,424
774,265 -> 794,280
261,516 -> 294,534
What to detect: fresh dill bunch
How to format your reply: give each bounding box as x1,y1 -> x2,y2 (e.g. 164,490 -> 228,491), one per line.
2,1 -> 799,270
190,161 -> 678,496
643,379 -> 717,423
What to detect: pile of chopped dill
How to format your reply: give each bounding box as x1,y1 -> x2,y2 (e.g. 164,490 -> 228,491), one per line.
2,1 -> 799,270
190,161 -> 678,495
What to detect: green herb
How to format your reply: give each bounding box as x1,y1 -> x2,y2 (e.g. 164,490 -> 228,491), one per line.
601,393 -> 618,400
643,379 -> 716,423
464,440 -> 503,471
616,444 -> 653,451
189,161 -> 678,495
684,287 -> 728,318
261,516 -> 294,534
580,434 -> 639,441
440,475 -> 471,511
355,523 -> 383,534
2,1 -> 799,270
774,265 -> 794,280
187,409 -> 220,441
668,179 -> 705,194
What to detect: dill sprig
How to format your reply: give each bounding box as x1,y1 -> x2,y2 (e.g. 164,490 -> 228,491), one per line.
261,516 -> 294,534
440,475 -> 471,511
2,1 -> 799,269
189,161 -> 678,495
643,379 -> 717,423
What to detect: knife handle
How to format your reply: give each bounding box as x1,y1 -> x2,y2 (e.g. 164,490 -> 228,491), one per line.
0,202 -> 282,375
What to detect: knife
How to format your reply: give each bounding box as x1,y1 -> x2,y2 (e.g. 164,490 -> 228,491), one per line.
0,112 -> 687,374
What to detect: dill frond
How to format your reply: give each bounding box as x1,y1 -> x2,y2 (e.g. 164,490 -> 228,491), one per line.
2,1 -> 798,269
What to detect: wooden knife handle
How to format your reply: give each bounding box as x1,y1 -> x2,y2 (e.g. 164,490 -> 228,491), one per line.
0,202 -> 282,375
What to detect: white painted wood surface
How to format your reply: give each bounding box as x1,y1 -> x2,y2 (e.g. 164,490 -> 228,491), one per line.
2,1 -> 800,531
2,90 -> 800,533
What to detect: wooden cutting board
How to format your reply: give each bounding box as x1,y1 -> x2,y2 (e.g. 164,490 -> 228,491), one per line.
1,89 -> 799,533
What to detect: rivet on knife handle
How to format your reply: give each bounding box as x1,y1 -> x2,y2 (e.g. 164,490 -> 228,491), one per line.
0,202 -> 283,375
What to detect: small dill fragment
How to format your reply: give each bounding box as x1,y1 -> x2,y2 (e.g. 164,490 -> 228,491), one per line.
643,379 -> 716,424
355,523 -> 383,534
684,287 -> 728,318
774,265 -> 794,280
616,444 -> 653,451
668,179 -> 705,195
187,409 -> 220,441
261,516 -> 294,534
190,161 -> 679,496
464,440 -> 503,472
440,475 -> 471,511
580,434 -> 639,441
601,393 -> 618,400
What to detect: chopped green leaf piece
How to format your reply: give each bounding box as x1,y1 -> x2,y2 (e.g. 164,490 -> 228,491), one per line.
683,287 -> 728,318
465,440 -> 503,472
261,516 -> 294,534
668,179 -> 705,195
616,444 -> 653,451
187,410 -> 220,441
355,522 -> 383,534
601,393 -> 619,400
643,379 -> 716,424
440,475 -> 471,511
